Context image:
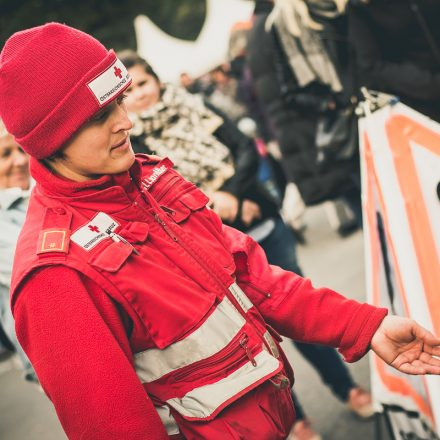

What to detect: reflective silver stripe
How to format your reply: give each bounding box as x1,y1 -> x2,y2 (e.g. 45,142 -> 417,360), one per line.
156,405 -> 180,435
166,350 -> 281,419
135,296 -> 246,382
229,282 -> 254,312
263,331 -> 280,358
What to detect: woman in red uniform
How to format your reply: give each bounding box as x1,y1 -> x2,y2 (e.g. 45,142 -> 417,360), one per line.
0,23 -> 439,440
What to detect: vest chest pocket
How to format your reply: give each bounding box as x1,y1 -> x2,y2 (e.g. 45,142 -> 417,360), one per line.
88,240 -> 133,272
88,222 -> 149,272
163,188 -> 210,223
143,163 -> 210,223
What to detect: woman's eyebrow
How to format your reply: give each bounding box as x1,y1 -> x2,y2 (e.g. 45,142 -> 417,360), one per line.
90,100 -> 116,121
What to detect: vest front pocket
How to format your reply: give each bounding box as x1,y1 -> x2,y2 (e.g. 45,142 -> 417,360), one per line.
89,240 -> 133,272
136,297 -> 282,422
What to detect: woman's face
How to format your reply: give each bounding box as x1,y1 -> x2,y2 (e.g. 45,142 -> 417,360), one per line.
124,64 -> 161,113
48,94 -> 135,182
0,134 -> 30,190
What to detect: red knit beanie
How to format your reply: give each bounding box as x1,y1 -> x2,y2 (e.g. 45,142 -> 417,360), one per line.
0,23 -> 131,159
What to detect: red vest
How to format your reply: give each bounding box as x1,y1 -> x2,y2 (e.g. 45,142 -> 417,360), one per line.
11,155 -> 294,438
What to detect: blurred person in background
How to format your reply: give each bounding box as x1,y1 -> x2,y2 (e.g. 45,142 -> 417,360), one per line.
179,72 -> 205,95
0,120 -> 36,383
120,50 -> 377,440
348,0 -> 440,121
247,0 -> 362,230
207,64 -> 249,125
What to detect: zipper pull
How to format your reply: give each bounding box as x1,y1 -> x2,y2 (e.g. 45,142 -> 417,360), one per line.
108,232 -> 140,255
154,213 -> 178,242
161,205 -> 175,217
240,334 -> 257,367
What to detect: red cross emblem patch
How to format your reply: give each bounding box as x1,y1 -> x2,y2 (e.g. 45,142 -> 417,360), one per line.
113,66 -> 122,79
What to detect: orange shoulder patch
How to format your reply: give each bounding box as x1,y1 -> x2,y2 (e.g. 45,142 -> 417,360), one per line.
37,228 -> 70,254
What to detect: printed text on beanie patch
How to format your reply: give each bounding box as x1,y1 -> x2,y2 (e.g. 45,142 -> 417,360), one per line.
87,59 -> 130,106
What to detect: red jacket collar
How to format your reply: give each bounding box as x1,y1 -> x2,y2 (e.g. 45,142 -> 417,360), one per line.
30,156 -> 145,196
29,156 -> 148,213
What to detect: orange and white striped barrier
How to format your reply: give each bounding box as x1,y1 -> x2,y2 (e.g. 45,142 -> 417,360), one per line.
359,102 -> 440,436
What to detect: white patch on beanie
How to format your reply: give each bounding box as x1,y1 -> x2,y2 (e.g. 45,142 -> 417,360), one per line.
87,59 -> 130,106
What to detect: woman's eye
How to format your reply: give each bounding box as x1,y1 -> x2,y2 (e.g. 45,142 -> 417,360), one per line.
0,148 -> 11,158
117,94 -> 127,105
91,110 -> 109,123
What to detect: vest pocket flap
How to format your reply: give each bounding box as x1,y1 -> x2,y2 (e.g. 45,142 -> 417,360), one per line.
169,203 -> 191,223
180,190 -> 209,211
119,222 -> 149,243
89,241 -> 133,272
167,190 -> 209,223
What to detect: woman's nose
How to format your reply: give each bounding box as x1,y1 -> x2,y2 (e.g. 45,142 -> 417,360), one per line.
113,104 -> 133,132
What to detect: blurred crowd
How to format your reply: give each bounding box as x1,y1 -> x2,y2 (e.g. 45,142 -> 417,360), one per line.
1,1 -> 439,439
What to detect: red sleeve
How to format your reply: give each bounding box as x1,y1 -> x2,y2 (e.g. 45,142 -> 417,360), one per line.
221,224 -> 388,362
13,266 -> 169,440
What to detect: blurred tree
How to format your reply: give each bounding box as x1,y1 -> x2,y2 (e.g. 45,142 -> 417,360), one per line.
0,0 -> 205,50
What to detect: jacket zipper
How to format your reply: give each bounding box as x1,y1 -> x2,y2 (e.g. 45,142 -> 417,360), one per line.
154,213 -> 178,242
172,332 -> 248,381
239,334 -> 257,367
140,186 -> 260,341
153,212 -> 262,333
141,195 -> 276,371
247,281 -> 272,299
153,212 -> 230,290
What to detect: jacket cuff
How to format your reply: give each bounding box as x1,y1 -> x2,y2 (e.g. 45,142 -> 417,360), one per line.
339,304 -> 388,362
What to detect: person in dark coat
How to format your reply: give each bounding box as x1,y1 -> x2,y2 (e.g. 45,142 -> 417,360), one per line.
247,0 -> 360,213
348,0 -> 440,121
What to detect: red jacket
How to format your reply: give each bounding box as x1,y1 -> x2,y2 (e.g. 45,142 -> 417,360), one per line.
11,155 -> 387,439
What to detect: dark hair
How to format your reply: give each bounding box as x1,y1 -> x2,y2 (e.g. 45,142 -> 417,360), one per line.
117,50 -> 160,83
42,148 -> 65,174
44,148 -> 66,163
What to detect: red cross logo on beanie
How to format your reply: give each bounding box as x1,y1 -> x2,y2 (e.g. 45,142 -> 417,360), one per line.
113,66 -> 122,79
88,225 -> 100,233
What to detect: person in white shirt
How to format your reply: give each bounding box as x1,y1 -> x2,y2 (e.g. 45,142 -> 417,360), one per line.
0,120 -> 36,382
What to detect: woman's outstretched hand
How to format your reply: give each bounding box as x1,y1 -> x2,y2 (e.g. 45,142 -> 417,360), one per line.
371,315 -> 440,375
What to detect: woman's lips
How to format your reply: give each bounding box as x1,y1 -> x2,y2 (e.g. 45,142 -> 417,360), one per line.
111,136 -> 129,150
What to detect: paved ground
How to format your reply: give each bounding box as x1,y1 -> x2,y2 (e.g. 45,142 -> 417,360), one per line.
0,205 -> 390,439
280,205 -> 387,440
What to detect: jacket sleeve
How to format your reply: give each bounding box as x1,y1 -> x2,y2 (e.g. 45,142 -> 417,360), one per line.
220,223 -> 388,362
348,5 -> 440,101
12,266 -> 169,440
